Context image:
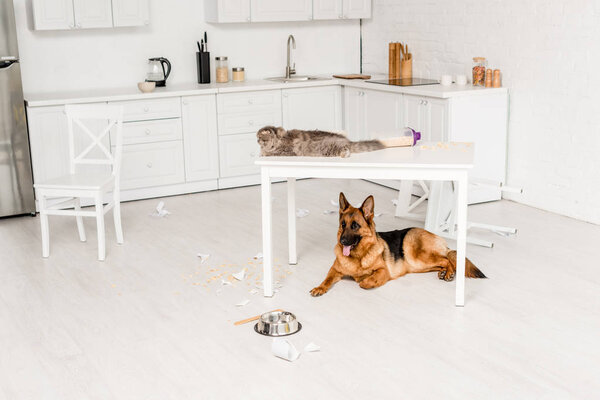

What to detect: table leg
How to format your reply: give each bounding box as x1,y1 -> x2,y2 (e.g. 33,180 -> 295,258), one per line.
455,173 -> 468,307
261,168 -> 273,297
287,177 -> 297,265
394,180 -> 414,217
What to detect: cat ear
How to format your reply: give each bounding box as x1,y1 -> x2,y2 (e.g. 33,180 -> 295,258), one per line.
275,127 -> 287,138
339,192 -> 350,212
257,127 -> 271,140
360,195 -> 374,221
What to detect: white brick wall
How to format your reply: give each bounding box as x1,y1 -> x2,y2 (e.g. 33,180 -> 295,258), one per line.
362,0 -> 600,224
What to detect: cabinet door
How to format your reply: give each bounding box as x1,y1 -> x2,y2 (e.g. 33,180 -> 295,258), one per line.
218,133 -> 260,177
343,87 -> 366,141
250,0 -> 312,22
313,0 -> 342,20
205,0 -> 250,23
181,95 -> 219,182
282,86 -> 341,131
32,0 -> 75,30
427,98 -> 448,142
403,95 -> 424,134
112,0 -> 150,27
27,104 -> 110,184
342,0 -> 371,19
363,89 -> 403,140
73,0 -> 113,28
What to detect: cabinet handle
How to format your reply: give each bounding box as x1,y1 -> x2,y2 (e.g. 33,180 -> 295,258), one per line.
182,100 -> 188,105
143,107 -> 149,112
248,120 -> 254,126
283,93 -> 288,98
247,99 -> 254,105
423,100 -> 428,105
146,163 -> 153,168
145,129 -> 151,135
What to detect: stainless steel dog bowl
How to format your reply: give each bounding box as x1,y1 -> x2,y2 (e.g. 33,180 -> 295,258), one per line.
254,311 -> 302,337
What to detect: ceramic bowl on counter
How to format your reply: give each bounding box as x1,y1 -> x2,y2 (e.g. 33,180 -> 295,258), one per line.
137,81 -> 156,93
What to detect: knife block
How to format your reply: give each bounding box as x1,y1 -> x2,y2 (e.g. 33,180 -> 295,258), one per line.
196,52 -> 211,84
400,59 -> 412,79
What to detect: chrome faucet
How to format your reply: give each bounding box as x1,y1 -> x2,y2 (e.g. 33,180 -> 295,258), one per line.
286,35 -> 296,78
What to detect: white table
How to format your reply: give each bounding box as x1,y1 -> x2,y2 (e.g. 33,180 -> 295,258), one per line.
255,143 -> 474,306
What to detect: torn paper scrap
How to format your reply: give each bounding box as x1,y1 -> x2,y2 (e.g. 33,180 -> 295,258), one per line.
323,210 -> 336,215
151,201 -> 170,217
196,253 -> 210,263
330,199 -> 338,207
236,299 -> 250,307
249,288 -> 258,295
304,342 -> 320,352
374,213 -> 383,218
221,279 -> 232,286
272,338 -> 300,362
296,208 -> 310,218
233,268 -> 247,281
254,252 -> 263,260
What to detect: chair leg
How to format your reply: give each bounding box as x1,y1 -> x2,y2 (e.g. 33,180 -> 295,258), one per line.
39,194 -> 50,258
95,195 -> 105,261
113,193 -> 124,244
74,198 -> 87,242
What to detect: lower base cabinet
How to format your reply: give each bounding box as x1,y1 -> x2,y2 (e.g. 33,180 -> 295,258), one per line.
218,133 -> 261,178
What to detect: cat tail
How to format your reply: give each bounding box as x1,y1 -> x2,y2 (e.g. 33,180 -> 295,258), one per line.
349,140 -> 386,153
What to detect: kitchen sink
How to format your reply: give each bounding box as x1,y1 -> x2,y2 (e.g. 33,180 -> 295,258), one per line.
266,75 -> 329,83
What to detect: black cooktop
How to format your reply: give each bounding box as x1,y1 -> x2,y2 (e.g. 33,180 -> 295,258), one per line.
366,78 -> 439,86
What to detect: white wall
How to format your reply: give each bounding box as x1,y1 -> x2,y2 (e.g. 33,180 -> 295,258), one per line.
362,0 -> 600,224
12,0 -> 360,94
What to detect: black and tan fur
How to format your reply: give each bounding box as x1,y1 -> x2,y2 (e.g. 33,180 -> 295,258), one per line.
310,193 -> 486,296
257,126 -> 386,158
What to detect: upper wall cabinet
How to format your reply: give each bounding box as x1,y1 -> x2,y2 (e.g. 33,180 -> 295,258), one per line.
112,0 -> 150,27
204,0 -> 251,23
313,0 -> 371,20
250,0 -> 312,22
32,0 -> 150,30
205,0 -> 369,23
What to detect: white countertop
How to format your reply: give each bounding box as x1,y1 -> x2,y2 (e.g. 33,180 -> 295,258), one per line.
24,75 -> 507,107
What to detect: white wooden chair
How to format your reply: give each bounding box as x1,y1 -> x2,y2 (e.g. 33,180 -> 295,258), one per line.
34,104 -> 124,261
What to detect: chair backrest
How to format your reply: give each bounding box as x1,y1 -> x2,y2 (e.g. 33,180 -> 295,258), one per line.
64,104 -> 124,185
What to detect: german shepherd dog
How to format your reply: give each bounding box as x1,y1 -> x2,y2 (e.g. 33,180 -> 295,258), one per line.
310,192 -> 486,296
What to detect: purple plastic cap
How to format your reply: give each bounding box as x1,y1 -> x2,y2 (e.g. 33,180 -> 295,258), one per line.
413,130 -> 421,145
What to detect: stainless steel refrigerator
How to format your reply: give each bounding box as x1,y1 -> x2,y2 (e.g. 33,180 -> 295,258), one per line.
0,0 -> 35,217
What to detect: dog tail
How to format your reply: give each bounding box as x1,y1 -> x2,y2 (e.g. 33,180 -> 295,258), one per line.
447,250 -> 487,278
350,140 -> 386,153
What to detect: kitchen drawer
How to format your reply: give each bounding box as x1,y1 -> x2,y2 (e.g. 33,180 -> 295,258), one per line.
218,110 -> 282,135
217,90 -> 281,115
116,141 -> 185,189
111,118 -> 182,145
110,97 -> 181,122
218,133 -> 261,177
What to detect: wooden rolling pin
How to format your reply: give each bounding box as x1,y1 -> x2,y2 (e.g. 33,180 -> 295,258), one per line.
234,309 -> 283,326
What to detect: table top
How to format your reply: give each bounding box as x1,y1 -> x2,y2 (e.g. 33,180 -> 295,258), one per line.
256,142 -> 474,169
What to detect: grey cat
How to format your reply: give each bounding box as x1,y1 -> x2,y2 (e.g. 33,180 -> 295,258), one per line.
257,126 -> 387,158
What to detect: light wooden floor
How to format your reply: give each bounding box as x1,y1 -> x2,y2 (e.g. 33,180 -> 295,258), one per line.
0,179 -> 598,400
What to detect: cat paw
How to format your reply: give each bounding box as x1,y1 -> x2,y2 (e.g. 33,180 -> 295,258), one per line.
340,148 -> 351,158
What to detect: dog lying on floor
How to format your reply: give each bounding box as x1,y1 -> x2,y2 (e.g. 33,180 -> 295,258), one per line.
310,192 -> 486,296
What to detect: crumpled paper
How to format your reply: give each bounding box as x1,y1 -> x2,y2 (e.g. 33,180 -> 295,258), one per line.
151,201 -> 170,217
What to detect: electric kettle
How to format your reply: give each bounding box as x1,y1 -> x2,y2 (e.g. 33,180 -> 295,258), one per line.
145,57 -> 171,87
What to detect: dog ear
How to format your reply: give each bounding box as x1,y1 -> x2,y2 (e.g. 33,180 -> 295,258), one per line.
360,195 -> 374,221
339,192 -> 350,211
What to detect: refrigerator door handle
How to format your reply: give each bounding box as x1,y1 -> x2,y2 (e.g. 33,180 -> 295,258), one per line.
0,59 -> 19,69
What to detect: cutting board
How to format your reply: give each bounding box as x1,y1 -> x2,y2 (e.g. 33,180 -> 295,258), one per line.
333,74 -> 371,79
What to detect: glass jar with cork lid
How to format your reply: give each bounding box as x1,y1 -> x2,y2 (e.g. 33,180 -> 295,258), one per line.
215,56 -> 229,83
472,57 -> 487,86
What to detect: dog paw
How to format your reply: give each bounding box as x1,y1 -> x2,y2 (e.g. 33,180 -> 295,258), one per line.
310,286 -> 327,297
438,270 -> 446,280
359,279 -> 376,289
438,269 -> 455,281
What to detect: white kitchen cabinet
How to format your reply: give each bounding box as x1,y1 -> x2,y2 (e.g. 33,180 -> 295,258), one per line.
32,0 -> 150,30
282,86 -> 342,131
403,95 -> 447,142
250,0 -> 313,22
313,0 -> 343,20
218,133 -> 261,178
27,104 -> 111,184
342,0 -> 371,19
112,0 -> 150,27
204,0 -> 251,23
32,0 -> 75,30
344,87 -> 402,141
73,0 -> 113,29
181,95 -> 219,182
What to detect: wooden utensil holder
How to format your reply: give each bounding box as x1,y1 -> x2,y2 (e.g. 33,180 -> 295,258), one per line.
400,59 -> 412,79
